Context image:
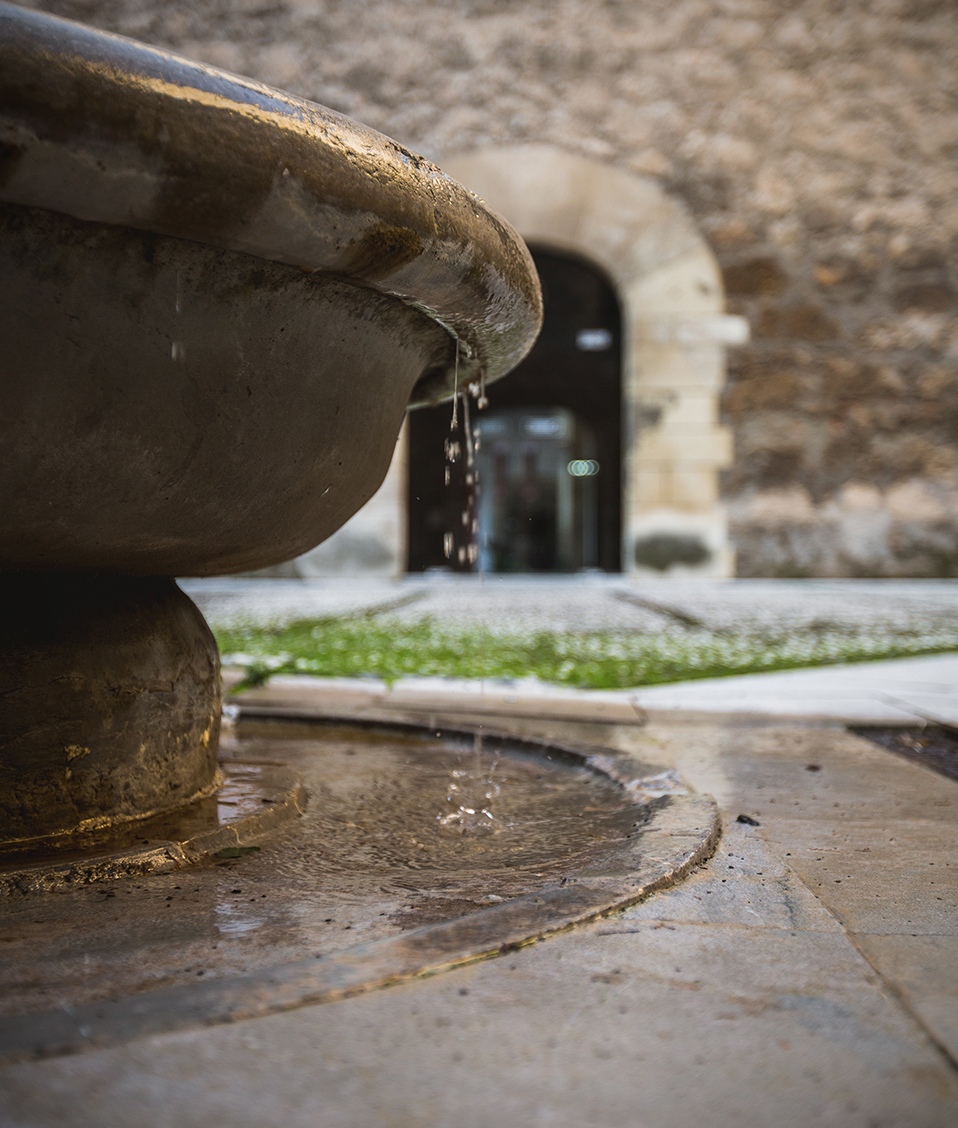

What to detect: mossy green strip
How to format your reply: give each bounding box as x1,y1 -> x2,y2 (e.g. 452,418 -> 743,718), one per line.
216,616 -> 958,693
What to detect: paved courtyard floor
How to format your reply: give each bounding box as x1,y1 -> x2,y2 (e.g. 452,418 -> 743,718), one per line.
183,574 -> 958,639
2,579 -> 957,1126
194,575 -> 958,726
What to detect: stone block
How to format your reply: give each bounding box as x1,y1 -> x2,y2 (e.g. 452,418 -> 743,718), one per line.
756,304 -> 840,342
723,256 -> 788,297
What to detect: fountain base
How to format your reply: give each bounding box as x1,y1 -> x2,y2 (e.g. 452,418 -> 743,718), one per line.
0,759 -> 306,895
0,576 -> 221,848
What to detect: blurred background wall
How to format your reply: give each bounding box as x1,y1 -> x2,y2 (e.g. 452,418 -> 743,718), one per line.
23,0 -> 958,577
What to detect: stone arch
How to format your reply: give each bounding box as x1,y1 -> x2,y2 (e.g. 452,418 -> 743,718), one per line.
443,144 -> 747,576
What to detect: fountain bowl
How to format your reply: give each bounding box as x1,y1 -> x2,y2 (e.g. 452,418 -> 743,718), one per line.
0,2 -> 541,576
0,3 -> 541,850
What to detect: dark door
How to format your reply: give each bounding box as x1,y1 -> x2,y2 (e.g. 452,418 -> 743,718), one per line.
406,247 -> 622,573
474,406 -> 602,572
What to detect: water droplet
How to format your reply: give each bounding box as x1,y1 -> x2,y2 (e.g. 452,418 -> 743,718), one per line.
450,345 -> 460,431
477,368 -> 488,410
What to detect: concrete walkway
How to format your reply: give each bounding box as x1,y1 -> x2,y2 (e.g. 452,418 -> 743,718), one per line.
634,650 -> 958,725
229,650 -> 958,729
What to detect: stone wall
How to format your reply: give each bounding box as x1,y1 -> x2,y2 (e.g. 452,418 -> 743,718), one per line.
24,0 -> 958,576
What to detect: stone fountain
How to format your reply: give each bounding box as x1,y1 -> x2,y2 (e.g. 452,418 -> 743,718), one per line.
0,3 -> 541,858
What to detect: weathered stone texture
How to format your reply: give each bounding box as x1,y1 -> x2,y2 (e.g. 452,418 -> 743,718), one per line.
22,0 -> 958,575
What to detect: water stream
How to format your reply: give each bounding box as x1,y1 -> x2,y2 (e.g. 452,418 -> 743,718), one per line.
439,363 -> 491,825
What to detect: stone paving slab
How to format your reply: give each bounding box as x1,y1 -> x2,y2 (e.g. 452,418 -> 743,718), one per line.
613,579 -> 958,635
179,577 -> 416,629
852,933 -> 958,1063
613,816 -> 844,933
2,715 -> 957,1126
3,899 -> 955,1128
631,652 -> 958,726
759,820 -> 958,936
184,576 -> 958,637
226,671 -> 650,725
386,578 -> 671,633
611,720 -> 958,1072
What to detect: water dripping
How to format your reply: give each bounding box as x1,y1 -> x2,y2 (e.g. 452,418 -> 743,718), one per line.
450,343 -> 460,432
433,364 -> 499,831
468,370 -> 488,411
462,392 -> 475,469
440,361 -> 489,571
443,438 -> 461,463
437,731 -> 501,835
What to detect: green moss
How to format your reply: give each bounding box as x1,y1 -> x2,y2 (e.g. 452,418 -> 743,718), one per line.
217,615 -> 958,693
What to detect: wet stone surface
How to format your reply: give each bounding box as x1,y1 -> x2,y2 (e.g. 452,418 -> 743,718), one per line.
0,720 -> 643,1017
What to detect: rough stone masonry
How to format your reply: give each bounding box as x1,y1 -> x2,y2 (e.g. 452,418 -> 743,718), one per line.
22,0 -> 958,576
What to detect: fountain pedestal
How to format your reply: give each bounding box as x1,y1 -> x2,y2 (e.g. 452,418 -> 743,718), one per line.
1,577 -> 220,848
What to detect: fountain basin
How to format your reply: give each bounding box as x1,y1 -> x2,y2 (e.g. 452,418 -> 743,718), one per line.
0,715 -> 718,1055
0,204 -> 454,576
0,2 -> 541,576
0,4 -> 541,848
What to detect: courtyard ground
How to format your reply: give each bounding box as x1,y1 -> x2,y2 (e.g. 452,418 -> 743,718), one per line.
2,578 -> 957,1127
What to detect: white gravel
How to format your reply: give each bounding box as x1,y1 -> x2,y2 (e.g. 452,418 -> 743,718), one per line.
181,576 -> 958,637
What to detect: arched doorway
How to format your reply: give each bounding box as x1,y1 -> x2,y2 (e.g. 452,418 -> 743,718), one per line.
291,145 -> 747,579
439,145 -> 747,578
407,248 -> 622,573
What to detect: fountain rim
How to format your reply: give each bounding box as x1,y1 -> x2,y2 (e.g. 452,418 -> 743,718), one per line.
0,2 -> 542,406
